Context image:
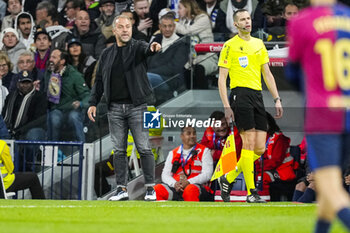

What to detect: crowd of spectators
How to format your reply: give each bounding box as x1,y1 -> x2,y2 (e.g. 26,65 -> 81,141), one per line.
0,0 -> 349,200
0,0 -> 316,144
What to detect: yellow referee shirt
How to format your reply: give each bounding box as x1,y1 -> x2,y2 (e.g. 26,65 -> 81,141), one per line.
218,35 -> 269,91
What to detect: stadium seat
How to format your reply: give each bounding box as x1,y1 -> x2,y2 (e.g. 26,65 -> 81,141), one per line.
0,169 -> 15,199
290,145 -> 301,165
290,145 -> 305,180
232,173 -> 246,191
268,145 -> 300,201
269,180 -> 296,201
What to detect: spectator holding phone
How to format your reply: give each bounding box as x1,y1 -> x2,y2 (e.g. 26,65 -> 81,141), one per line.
134,0 -> 157,41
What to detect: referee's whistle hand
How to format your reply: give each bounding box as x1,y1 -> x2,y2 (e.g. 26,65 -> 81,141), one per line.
274,101 -> 283,119
224,108 -> 234,123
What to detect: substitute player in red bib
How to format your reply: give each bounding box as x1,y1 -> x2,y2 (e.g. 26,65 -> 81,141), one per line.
287,0 -> 350,232
217,9 -> 283,203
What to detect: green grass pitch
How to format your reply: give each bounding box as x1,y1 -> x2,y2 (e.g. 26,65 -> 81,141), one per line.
0,200 -> 347,233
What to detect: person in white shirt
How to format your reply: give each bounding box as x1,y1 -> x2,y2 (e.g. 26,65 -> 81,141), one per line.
14,12 -> 35,50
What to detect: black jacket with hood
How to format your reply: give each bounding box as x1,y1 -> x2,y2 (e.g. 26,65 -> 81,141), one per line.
69,23 -> 106,59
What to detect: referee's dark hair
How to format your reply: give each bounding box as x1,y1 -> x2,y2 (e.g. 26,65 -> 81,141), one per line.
233,9 -> 249,22
266,111 -> 281,136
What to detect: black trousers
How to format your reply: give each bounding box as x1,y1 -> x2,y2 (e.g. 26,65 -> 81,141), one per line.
6,172 -> 45,199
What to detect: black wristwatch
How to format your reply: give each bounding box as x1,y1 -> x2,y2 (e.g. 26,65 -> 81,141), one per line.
274,97 -> 282,103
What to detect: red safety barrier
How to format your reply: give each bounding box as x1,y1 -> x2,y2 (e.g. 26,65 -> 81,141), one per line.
194,43 -> 224,53
269,58 -> 287,67
194,43 -> 287,67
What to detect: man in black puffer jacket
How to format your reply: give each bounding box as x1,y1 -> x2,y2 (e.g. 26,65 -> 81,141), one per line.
69,10 -> 106,59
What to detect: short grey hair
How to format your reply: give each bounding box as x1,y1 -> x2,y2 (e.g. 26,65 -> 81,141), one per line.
112,15 -> 132,29
17,51 -> 35,64
36,1 -> 56,16
160,14 -> 175,25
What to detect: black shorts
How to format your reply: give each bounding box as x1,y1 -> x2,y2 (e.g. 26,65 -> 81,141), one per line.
229,87 -> 267,132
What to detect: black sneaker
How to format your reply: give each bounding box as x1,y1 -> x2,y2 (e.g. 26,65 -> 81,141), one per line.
218,175 -> 233,202
108,186 -> 129,201
246,189 -> 266,203
144,186 -> 156,201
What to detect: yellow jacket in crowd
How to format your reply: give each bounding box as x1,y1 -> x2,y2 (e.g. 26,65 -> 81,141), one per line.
0,140 -> 15,189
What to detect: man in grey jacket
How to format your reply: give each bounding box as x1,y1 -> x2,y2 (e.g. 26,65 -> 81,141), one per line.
88,15 -> 161,201
95,0 -> 116,41
0,28 -> 26,73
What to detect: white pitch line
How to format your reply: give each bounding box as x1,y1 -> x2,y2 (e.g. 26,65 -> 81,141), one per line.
0,204 -> 314,208
158,204 -> 313,208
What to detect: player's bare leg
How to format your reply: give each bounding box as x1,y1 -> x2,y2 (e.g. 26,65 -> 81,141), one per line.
315,167 -> 350,218
314,167 -> 350,232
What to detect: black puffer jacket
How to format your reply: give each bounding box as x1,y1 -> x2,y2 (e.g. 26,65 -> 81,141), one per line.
89,39 -> 156,108
69,23 -> 106,59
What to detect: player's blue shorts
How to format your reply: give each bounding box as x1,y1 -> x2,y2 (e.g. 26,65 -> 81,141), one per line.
306,134 -> 350,171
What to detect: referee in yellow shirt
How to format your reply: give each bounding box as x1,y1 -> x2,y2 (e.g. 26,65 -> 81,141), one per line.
217,9 -> 283,203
